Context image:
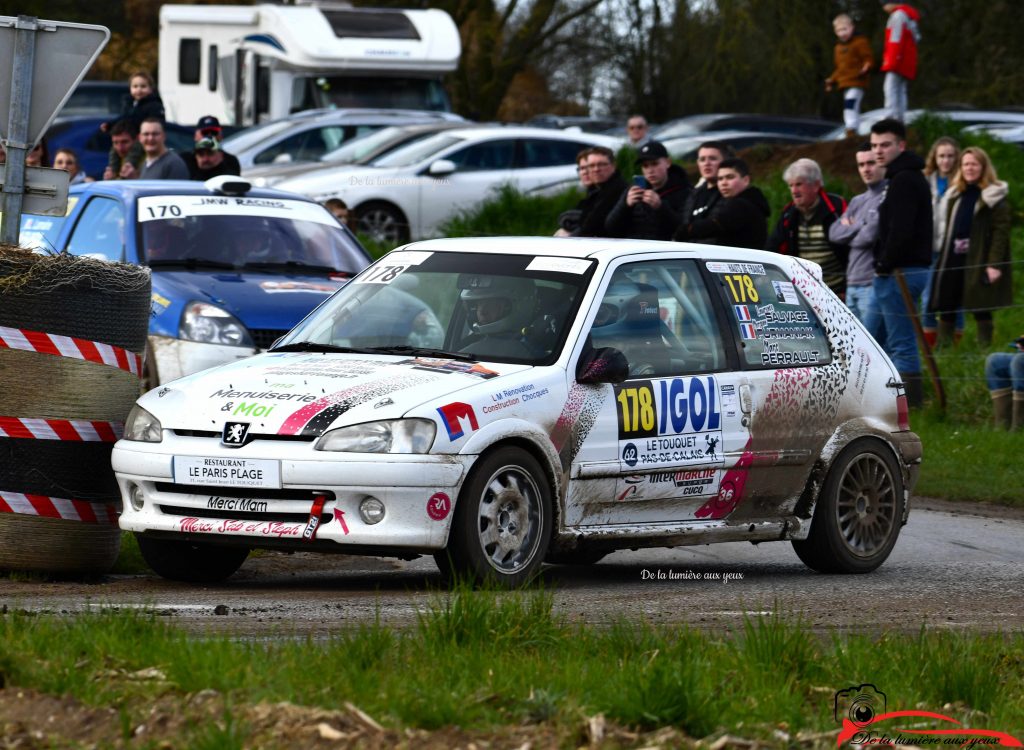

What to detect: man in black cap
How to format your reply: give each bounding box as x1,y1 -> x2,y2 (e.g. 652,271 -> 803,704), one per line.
605,140 -> 691,240
183,115 -> 241,179
186,136 -> 242,180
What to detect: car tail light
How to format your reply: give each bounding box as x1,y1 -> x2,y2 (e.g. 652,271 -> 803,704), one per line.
896,393 -> 910,431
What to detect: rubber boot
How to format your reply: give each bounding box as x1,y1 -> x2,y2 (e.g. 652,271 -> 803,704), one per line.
922,328 -> 937,348
976,318 -> 994,347
1013,392 -> 1024,432
901,372 -> 923,408
936,320 -> 957,349
991,387 -> 1012,430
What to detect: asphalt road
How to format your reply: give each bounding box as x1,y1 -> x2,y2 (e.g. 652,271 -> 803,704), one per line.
3,498 -> 1022,636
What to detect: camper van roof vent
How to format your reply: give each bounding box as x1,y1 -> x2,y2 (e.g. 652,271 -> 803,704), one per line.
322,9 -> 421,40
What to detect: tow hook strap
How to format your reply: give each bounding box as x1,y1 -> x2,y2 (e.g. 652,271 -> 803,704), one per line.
302,494 -> 328,542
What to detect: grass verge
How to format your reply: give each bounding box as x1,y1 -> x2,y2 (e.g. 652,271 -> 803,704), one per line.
1,588 -> 1022,745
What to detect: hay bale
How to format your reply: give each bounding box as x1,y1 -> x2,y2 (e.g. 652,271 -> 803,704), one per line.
0,245 -> 150,574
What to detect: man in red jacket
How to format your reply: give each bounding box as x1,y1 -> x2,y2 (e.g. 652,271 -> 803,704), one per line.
880,2 -> 921,122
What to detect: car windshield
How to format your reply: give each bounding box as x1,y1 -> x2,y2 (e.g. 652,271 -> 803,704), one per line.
371,133 -> 463,168
276,250 -> 595,365
221,120 -> 297,153
322,126 -> 434,165
138,195 -> 368,273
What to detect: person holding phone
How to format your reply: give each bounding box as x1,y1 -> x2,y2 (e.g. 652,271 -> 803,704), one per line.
605,140 -> 691,240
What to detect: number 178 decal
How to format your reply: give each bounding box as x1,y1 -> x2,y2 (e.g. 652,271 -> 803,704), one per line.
614,376 -> 721,440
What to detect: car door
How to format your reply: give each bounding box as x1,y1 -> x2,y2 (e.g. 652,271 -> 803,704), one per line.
416,138 -> 515,237
564,256 -> 750,526
703,259 -> 835,521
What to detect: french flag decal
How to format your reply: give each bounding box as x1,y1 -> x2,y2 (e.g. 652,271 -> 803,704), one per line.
738,323 -> 757,340
734,305 -> 751,322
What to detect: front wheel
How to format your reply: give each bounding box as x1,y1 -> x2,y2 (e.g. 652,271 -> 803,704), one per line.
356,202 -> 409,246
792,439 -> 905,574
136,535 -> 249,583
438,447 -> 552,587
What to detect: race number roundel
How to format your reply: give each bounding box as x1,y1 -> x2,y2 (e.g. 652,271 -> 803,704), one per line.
427,492 -> 452,521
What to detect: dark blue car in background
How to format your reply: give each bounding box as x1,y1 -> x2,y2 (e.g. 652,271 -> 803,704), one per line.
20,177 -> 371,387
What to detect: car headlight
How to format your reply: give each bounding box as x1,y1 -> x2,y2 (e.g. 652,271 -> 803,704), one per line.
315,419 -> 435,454
123,405 -> 162,443
179,302 -> 254,347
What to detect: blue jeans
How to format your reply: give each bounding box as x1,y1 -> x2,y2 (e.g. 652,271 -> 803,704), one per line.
870,267 -> 929,374
846,283 -> 877,328
985,352 -> 1024,392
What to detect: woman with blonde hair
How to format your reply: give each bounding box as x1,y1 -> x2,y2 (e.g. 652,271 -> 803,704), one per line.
920,136 -> 960,346
928,146 -> 1011,347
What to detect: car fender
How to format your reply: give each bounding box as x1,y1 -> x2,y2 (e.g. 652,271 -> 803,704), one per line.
793,418 -> 912,534
458,417 -> 564,503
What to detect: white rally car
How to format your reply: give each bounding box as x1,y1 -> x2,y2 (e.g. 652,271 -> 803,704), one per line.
114,237 -> 922,586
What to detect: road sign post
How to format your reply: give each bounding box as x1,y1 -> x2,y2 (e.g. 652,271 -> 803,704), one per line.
0,15 -> 109,244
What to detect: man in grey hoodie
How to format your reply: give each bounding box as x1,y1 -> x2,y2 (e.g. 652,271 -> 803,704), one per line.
829,143 -> 887,325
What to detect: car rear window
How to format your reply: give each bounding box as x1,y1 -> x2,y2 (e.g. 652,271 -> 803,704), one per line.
706,261 -> 831,369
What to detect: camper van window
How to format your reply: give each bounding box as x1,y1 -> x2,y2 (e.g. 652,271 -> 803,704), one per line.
300,76 -> 450,113
179,38 -> 201,85
208,45 -> 218,92
323,10 -> 420,40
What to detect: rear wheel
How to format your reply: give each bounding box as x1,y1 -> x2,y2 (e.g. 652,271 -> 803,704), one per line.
357,202 -> 409,246
438,447 -> 552,587
136,535 -> 249,583
792,440 -> 904,574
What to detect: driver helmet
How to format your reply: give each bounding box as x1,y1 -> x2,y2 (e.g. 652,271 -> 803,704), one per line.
460,275 -> 536,336
594,280 -> 647,327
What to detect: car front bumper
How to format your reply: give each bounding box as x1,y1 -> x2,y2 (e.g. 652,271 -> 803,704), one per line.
114,437 -> 469,552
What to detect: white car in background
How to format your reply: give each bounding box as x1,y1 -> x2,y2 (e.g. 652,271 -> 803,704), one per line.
222,108 -> 465,170
275,127 -> 622,243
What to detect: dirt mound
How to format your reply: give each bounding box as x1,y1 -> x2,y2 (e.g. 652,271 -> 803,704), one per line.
740,137 -> 865,194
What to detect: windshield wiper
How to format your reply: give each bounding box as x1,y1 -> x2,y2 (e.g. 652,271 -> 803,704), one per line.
271,341 -> 379,354
148,258 -> 236,270
365,345 -> 476,362
242,260 -> 349,275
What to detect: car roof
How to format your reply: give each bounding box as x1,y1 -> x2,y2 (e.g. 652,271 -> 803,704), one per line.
437,126 -> 621,146
68,179 -> 323,204
400,236 -> 778,265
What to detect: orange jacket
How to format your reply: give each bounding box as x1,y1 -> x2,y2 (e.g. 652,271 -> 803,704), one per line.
828,35 -> 873,90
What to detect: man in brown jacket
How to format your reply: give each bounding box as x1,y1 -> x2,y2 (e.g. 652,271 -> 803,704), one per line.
826,13 -> 874,138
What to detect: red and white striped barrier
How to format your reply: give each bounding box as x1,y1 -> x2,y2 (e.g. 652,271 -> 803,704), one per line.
0,416 -> 123,442
0,491 -> 117,524
0,325 -> 142,376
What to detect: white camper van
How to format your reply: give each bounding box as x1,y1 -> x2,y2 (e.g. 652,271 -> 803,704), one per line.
158,2 -> 461,126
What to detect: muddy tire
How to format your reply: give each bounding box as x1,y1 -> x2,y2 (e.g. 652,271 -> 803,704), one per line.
792,439 -> 904,574
136,535 -> 249,583
440,447 -> 552,587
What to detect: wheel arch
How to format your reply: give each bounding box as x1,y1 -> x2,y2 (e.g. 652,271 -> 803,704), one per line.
355,199 -> 411,242
793,423 -> 908,527
457,433 -> 564,533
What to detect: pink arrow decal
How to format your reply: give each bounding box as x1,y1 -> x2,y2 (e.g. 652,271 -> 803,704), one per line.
333,508 -> 350,535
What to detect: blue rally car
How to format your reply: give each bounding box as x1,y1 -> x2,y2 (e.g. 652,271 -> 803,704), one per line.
19,177 -> 371,386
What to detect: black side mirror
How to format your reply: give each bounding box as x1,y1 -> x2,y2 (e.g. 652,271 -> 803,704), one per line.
576,346 -> 629,384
